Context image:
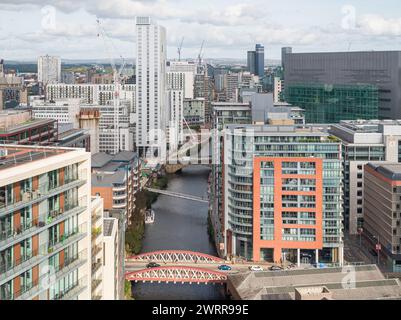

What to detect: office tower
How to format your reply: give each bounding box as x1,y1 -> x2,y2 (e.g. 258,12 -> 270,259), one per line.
37,55 -> 61,85
135,17 -> 167,156
329,120 -> 401,235
61,71 -> 75,84
247,51 -> 256,75
274,77 -> 284,103
225,73 -> 239,103
281,47 -> 292,69
283,51 -> 401,120
364,163 -> 401,272
285,83 -> 379,123
220,125 -> 343,265
0,145 -> 92,300
255,44 -> 265,78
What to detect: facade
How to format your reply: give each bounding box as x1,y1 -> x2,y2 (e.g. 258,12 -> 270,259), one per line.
0,67 -> 27,110
0,145 -> 92,300
90,196 -> 104,300
32,99 -> 81,127
135,17 -> 167,156
166,61 -> 196,99
285,83 -> 379,123
102,211 -> 125,300
283,51 -> 401,120
247,51 -> 256,75
91,152 -> 140,227
274,77 -> 284,103
167,90 -> 184,146
183,98 -> 205,125
364,163 -> 401,272
37,55 -> 61,85
255,44 -> 265,78
194,71 -> 214,121
329,120 -> 401,235
220,125 -> 343,265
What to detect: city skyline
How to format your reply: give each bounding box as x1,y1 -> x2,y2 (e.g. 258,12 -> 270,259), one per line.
0,0 -> 401,60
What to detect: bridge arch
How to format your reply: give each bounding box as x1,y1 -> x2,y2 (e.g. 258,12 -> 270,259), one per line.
127,250 -> 224,264
126,266 -> 227,284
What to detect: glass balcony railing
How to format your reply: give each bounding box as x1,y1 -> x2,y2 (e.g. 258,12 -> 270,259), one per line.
53,276 -> 88,300
0,175 -> 86,217
0,196 -> 87,248
0,223 -> 88,284
1,249 -> 87,300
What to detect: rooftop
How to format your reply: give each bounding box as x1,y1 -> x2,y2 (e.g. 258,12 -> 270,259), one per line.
228,265 -> 401,300
225,124 -> 333,137
103,218 -> 116,237
367,163 -> 401,181
0,145 -> 71,171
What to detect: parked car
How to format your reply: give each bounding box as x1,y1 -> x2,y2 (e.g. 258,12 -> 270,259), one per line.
218,265 -> 232,271
269,265 -> 283,271
146,262 -> 161,268
249,265 -> 264,271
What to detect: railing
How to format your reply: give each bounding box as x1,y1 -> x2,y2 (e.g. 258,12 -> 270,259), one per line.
48,222 -> 88,254
91,259 -> 102,276
0,177 -> 86,217
92,244 -> 102,257
1,249 -> 87,300
53,276 -> 88,300
91,278 -> 102,294
0,196 -> 87,245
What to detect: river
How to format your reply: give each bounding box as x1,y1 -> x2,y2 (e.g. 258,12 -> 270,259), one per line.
131,165 -> 227,300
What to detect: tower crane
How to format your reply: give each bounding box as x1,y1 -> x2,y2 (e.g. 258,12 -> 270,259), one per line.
96,19 -> 126,154
177,37 -> 184,61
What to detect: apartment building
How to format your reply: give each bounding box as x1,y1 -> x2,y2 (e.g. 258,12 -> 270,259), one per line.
135,17 -> 167,156
364,163 -> 401,272
167,90 -> 184,147
0,145 -> 92,300
103,210 -> 125,300
90,196 -> 104,300
217,125 -> 343,265
329,120 -> 401,235
37,55 -> 61,85
91,152 -> 140,227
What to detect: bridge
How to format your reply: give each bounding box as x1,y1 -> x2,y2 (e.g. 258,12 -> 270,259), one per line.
125,250 -> 251,285
144,188 -> 209,203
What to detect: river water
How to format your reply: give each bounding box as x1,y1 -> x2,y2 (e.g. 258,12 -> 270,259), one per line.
132,165 -> 226,300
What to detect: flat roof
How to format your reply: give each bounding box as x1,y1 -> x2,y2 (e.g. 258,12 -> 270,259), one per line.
103,218 -> 116,237
228,264 -> 401,300
0,145 -> 71,171
0,118 -> 56,135
367,163 -> 401,181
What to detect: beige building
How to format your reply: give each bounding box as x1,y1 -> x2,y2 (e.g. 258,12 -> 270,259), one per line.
364,163 -> 401,272
0,145 -> 92,300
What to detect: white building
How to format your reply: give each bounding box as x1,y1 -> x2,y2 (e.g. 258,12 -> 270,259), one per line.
183,98 -> 205,125
0,145 -> 92,300
166,61 -> 196,99
167,90 -> 184,146
38,55 -> 61,85
274,77 -> 284,103
32,99 -> 81,127
135,16 -> 167,156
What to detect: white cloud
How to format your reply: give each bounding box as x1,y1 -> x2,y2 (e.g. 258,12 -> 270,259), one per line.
357,14 -> 401,36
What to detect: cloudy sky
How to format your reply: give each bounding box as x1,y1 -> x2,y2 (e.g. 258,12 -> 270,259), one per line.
0,0 -> 401,61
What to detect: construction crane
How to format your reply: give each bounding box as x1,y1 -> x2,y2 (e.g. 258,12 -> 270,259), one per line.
96,19 -> 126,154
177,37 -> 184,61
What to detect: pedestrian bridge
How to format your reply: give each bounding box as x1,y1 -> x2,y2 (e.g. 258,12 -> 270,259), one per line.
144,188 -> 209,203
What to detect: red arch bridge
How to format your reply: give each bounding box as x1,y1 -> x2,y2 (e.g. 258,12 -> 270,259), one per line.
127,250 -> 225,264
125,266 -> 228,284
125,250 -> 231,284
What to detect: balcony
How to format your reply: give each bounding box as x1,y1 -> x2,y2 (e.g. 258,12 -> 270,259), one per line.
5,249 -> 88,300
91,258 -> 102,276
91,278 -> 102,295
0,196 -> 87,250
1,223 -> 88,285
54,276 -> 88,300
0,178 -> 86,218
92,244 -> 102,257
91,226 -> 102,242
